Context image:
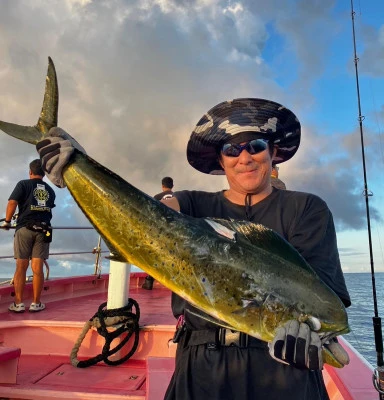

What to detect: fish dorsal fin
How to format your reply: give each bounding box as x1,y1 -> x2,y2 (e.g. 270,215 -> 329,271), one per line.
208,218 -> 316,275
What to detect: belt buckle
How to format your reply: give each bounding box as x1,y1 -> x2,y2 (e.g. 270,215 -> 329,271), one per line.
222,329 -> 241,347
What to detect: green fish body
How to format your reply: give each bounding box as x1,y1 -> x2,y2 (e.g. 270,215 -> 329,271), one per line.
0,58 -> 349,367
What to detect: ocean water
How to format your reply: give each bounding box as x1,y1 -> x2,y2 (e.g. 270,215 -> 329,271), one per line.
343,272 -> 384,367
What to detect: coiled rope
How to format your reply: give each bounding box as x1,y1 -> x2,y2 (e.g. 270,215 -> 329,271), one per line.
70,298 -> 140,368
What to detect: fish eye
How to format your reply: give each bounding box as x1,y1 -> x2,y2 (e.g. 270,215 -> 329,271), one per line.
297,302 -> 306,312
306,316 -> 321,332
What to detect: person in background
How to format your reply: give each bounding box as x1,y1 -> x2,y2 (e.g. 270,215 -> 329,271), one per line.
154,176 -> 174,200
1,159 -> 55,313
142,176 -> 175,290
271,164 -> 287,189
35,98 -> 351,399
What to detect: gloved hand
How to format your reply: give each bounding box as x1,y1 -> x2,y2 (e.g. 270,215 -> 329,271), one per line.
269,320 -> 323,370
36,127 -> 86,188
1,220 -> 11,230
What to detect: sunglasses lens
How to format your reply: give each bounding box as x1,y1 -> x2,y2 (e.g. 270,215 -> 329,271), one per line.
247,139 -> 268,154
222,143 -> 241,157
221,139 -> 268,157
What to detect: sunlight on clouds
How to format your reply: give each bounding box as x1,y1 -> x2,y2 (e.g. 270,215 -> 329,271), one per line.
227,48 -> 263,64
67,0 -> 92,8
58,260 -> 72,270
223,2 -> 243,15
152,0 -> 180,14
111,106 -> 126,118
0,176 -> 11,185
152,0 -> 220,14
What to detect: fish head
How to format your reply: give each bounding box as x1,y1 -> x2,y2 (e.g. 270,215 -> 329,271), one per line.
295,293 -> 351,342
244,287 -> 350,343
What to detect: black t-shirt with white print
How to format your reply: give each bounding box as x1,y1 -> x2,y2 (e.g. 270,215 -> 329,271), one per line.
154,190 -> 174,200
9,178 -> 56,231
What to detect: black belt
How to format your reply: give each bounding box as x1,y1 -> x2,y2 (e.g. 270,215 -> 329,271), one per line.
184,328 -> 267,350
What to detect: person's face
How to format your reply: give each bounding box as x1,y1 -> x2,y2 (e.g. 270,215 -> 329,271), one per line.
219,142 -> 276,195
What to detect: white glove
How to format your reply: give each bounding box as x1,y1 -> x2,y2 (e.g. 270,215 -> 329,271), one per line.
269,320 -> 323,370
36,127 -> 86,188
1,220 -> 11,230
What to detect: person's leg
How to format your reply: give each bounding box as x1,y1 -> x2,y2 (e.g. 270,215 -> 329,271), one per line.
12,227 -> 33,306
13,258 -> 29,304
30,258 -> 44,304
29,233 -> 49,309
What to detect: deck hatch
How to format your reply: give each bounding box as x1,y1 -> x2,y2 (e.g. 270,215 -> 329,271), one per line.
36,363 -> 146,391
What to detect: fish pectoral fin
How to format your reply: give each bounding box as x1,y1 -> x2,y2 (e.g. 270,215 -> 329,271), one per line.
231,299 -> 263,315
105,253 -> 126,262
185,308 -> 237,331
204,218 -> 236,241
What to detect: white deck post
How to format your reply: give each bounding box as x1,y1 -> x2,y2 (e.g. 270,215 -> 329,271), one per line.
107,258 -> 131,309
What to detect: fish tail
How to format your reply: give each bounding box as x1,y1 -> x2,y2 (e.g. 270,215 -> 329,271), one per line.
0,57 -> 58,144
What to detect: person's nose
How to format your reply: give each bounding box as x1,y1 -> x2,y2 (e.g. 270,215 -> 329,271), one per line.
237,149 -> 253,163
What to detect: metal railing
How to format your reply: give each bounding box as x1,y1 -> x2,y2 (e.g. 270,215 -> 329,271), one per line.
0,225 -> 108,285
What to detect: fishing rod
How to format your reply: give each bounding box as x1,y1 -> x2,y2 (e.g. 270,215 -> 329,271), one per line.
350,0 -> 384,397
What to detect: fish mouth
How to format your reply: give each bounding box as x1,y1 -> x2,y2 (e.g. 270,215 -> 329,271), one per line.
319,326 -> 351,344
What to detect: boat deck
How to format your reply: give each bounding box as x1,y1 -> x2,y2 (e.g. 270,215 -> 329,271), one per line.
0,273 -> 176,400
0,275 -> 174,326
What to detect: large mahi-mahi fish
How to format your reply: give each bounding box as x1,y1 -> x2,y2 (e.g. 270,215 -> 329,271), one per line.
0,58 -> 349,367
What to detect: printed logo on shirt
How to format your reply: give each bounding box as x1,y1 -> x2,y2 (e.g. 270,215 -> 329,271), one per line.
162,194 -> 173,200
33,184 -> 50,207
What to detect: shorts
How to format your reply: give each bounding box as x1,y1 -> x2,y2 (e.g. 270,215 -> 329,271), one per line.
14,227 -> 50,260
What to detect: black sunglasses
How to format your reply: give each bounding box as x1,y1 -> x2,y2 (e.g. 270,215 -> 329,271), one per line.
221,139 -> 269,157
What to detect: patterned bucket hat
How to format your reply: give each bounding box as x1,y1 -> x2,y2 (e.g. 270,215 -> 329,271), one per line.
187,98 -> 301,174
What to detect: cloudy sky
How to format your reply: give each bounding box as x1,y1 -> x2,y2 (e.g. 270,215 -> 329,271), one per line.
0,0 -> 383,278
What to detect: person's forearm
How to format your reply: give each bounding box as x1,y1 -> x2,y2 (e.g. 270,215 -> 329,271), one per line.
160,196 -> 180,211
5,200 -> 18,221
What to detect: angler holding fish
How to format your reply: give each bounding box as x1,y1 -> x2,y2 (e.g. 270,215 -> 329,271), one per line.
0,59 -> 351,400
